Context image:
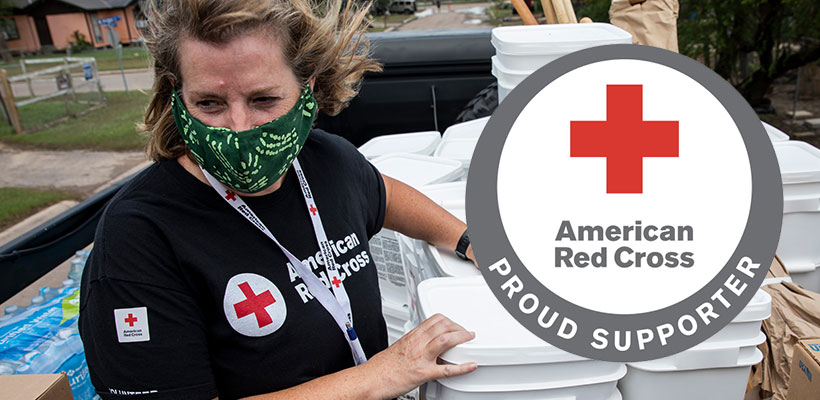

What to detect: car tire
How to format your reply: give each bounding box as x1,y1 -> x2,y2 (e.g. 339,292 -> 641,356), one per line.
455,82 -> 499,123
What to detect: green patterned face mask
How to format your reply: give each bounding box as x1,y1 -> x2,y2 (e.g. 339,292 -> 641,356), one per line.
172,85 -> 317,193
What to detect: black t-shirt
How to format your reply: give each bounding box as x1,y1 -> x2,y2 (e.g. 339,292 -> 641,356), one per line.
79,129 -> 388,400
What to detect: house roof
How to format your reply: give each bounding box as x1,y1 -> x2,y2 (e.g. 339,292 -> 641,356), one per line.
12,0 -> 135,11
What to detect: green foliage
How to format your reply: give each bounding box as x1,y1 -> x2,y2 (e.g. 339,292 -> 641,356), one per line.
576,0 -> 611,23
678,0 -> 820,106
68,30 -> 92,53
0,187 -> 75,230
0,91 -> 151,151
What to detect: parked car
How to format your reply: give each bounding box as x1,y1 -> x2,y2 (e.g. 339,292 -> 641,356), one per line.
389,0 -> 417,15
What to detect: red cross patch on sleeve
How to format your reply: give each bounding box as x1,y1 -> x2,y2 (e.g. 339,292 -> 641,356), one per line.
114,307 -> 150,343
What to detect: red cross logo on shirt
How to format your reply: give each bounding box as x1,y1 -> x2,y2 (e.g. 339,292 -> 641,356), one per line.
124,313 -> 138,327
331,276 -> 342,288
570,85 -> 679,193
233,281 -> 277,328
309,204 -> 317,215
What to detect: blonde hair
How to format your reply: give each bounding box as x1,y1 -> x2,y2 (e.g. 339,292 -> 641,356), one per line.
142,0 -> 382,161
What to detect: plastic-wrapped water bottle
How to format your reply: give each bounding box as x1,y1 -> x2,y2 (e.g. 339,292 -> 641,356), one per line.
29,296 -> 46,308
3,305 -> 23,316
40,287 -> 59,302
68,255 -> 86,282
62,279 -> 79,288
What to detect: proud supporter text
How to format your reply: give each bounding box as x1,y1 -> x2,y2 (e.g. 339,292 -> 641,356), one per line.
487,256 -> 762,352
555,220 -> 695,268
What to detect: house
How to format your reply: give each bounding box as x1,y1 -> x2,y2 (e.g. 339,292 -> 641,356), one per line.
1,0 -> 146,54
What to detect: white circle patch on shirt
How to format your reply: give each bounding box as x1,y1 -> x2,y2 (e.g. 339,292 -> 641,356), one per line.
223,273 -> 287,337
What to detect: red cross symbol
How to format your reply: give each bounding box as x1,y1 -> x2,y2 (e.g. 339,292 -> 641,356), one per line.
124,313 -> 138,327
570,85 -> 679,194
331,276 -> 342,288
225,190 -> 237,201
309,204 -> 317,215
233,282 -> 277,328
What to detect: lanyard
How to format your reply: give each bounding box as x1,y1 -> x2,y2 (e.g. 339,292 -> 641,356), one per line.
199,159 -> 367,365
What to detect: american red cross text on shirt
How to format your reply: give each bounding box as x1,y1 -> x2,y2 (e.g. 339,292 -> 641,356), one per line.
234,282 -> 277,328
124,313 -> 138,327
570,85 -> 679,194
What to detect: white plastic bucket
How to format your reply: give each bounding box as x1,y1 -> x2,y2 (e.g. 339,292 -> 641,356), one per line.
762,121 -> 789,143
358,131 -> 441,160
370,154 -> 464,307
619,347 -> 763,400
491,23 -> 632,71
773,140 -> 820,292
498,81 -> 512,103
443,117 -> 489,141
491,55 -> 530,90
418,276 -> 625,398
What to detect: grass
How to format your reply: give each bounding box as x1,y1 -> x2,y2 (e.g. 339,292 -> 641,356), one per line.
0,90 -> 151,151
0,46 -> 151,76
0,187 -> 77,231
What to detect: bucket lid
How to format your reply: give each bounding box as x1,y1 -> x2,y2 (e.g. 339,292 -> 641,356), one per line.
434,138 -> 478,166
491,23 -> 632,56
731,289 -> 771,323
418,276 -> 589,365
420,181 -> 466,209
443,117 -> 490,141
773,141 -> 820,184
762,121 -> 789,142
371,153 -> 462,188
358,131 -> 441,159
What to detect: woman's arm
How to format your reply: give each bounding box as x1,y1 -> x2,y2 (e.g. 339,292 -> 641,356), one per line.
381,174 -> 475,261
241,314 -> 477,400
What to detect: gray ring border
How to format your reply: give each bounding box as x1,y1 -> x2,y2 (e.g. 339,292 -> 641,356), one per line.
466,44 -> 783,362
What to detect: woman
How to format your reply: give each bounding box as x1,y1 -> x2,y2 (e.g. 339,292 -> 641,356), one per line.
78,0 -> 477,399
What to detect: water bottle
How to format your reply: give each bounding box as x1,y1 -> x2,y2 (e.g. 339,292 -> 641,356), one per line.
68,257 -> 85,282
3,305 -> 23,316
40,287 -> 59,302
29,296 -> 46,308
62,279 -> 79,288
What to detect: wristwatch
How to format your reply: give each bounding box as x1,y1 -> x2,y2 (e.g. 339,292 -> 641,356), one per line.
455,229 -> 471,261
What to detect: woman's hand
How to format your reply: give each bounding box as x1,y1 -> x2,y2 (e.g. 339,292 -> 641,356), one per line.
362,313 -> 477,399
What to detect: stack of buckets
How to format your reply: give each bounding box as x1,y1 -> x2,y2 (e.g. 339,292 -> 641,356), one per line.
769,122 -> 820,292
490,23 -> 632,103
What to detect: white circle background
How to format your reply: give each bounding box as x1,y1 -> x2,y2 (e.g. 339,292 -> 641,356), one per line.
496,59 -> 753,314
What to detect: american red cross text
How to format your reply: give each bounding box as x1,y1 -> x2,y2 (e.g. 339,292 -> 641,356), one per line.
234,282 -> 277,328
570,85 -> 679,193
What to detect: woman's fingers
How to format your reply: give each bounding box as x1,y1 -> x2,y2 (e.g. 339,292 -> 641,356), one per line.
425,329 -> 475,360
435,362 -> 478,379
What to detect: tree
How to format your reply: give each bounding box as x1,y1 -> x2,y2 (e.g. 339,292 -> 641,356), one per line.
679,0 -> 820,108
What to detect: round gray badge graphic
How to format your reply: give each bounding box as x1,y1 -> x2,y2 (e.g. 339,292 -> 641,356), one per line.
467,44 -> 782,362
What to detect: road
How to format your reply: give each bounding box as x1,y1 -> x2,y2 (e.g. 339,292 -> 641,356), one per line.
398,2 -> 492,31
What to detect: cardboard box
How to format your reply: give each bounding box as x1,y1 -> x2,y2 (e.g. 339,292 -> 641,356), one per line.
0,373 -> 73,400
787,338 -> 820,400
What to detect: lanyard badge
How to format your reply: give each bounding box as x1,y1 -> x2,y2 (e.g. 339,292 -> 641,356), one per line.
199,159 -> 368,365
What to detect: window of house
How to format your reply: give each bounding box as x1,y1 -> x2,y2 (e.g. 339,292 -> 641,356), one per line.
1,18 -> 20,41
90,12 -> 104,43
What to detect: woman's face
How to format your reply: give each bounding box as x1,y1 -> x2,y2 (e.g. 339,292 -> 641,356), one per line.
177,29 -> 303,131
